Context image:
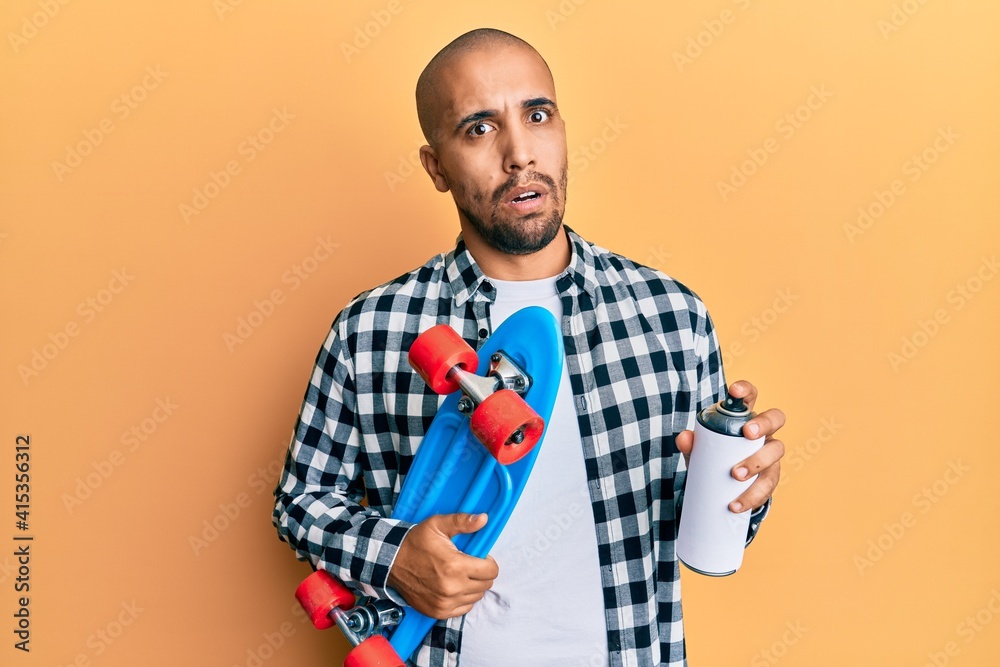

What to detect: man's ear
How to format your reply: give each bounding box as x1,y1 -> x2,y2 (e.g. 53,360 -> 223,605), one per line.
419,145 -> 450,193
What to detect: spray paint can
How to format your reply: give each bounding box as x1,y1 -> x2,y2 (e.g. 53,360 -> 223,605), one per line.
677,392 -> 765,576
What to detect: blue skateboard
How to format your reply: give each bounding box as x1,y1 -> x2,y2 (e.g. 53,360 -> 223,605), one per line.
296,306 -> 564,666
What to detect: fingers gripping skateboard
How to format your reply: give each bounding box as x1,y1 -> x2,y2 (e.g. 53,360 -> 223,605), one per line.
409,323 -> 544,464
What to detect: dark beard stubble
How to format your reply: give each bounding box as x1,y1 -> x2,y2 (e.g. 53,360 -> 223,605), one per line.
456,165 -> 568,256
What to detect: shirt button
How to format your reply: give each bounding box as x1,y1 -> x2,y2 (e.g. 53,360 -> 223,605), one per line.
446,641 -> 457,652
478,328 -> 488,338
481,281 -> 493,292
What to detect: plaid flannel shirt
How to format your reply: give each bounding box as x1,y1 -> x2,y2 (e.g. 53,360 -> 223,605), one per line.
274,225 -> 759,666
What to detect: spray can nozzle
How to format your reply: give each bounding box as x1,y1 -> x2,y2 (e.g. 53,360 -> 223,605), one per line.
718,392 -> 748,416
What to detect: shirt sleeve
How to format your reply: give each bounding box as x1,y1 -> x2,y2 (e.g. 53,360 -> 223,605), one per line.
696,309 -> 728,413
674,307 -> 728,526
272,312 -> 414,603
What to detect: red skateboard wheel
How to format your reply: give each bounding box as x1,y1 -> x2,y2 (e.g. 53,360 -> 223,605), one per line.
295,570 -> 355,630
344,635 -> 406,667
470,389 -> 544,465
408,324 -> 479,394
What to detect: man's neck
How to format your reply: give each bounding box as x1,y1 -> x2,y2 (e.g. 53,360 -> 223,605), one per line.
460,223 -> 572,281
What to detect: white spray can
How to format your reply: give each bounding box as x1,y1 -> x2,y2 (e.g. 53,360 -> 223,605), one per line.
677,392 -> 765,576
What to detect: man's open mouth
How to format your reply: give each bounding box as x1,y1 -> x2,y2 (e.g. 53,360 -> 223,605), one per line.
511,191 -> 541,203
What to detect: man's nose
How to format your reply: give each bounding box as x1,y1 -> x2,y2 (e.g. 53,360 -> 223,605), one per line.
503,122 -> 535,173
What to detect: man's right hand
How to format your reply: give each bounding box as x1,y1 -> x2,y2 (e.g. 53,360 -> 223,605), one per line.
387,513 -> 499,620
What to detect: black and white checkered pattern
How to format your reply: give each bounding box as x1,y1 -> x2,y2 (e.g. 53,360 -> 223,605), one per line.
273,226 -> 740,666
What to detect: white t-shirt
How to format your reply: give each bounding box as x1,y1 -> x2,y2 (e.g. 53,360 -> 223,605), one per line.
459,276 -> 609,666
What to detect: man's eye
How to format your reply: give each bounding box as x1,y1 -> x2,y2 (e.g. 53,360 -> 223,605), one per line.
529,109 -> 550,123
469,123 -> 494,136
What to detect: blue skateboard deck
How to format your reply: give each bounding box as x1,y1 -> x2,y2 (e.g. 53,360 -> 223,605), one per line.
387,305 -> 564,659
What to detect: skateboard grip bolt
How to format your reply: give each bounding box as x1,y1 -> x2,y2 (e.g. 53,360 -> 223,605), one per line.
491,353 -> 502,363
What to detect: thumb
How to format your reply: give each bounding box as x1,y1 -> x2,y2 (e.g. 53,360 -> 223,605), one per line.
430,512 -> 489,539
676,429 -> 693,456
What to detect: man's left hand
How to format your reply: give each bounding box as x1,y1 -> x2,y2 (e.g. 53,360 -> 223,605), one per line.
675,380 -> 785,513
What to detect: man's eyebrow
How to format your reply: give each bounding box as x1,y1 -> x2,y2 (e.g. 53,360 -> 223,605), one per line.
522,97 -> 556,109
453,97 -> 558,133
454,109 -> 498,133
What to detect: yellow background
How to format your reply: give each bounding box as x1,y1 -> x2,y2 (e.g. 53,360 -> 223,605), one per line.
2,1 -> 998,665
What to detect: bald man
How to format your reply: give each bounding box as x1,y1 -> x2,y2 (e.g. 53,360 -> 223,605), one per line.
274,28 -> 784,667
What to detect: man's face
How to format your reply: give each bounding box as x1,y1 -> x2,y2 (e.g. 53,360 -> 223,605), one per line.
426,45 -> 568,255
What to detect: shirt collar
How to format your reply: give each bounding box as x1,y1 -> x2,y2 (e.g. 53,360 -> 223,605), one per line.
446,224 -> 600,308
